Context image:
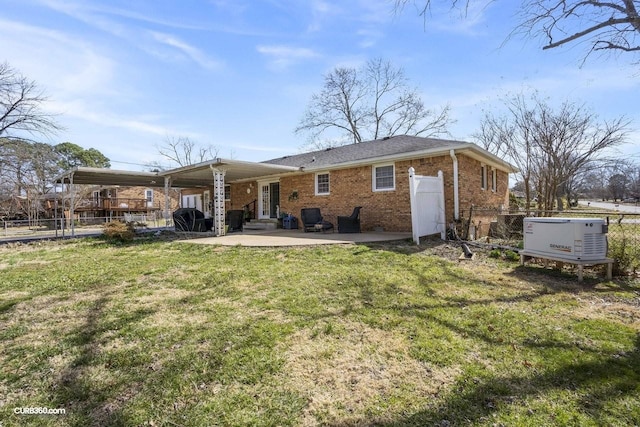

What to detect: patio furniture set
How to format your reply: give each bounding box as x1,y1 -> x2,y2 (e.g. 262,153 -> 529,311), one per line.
300,207 -> 361,233
173,206 -> 362,234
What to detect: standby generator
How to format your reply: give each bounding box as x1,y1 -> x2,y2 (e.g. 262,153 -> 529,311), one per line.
523,217 -> 608,261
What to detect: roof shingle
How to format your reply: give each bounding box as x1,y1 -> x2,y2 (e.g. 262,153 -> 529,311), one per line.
263,135 -> 467,169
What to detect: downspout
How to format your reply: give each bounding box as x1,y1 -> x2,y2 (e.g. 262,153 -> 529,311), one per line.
449,149 -> 459,221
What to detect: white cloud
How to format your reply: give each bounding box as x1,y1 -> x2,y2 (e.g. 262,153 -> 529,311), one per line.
35,0 -> 225,70
0,19 -> 117,98
423,0 -> 493,36
150,31 -> 224,70
355,0 -> 393,25
356,28 -> 383,48
48,99 -> 201,141
257,45 -> 321,70
304,0 -> 341,32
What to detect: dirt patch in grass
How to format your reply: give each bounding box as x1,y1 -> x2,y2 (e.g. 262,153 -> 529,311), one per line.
571,297 -> 640,328
281,319 -> 460,425
0,290 -> 30,299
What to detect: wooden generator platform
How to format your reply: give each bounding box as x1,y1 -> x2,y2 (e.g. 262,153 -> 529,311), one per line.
519,250 -> 614,282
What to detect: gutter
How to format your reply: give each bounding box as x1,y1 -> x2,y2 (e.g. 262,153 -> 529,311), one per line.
450,149 -> 460,220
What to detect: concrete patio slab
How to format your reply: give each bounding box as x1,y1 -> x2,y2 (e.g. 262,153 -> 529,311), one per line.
178,229 -> 412,247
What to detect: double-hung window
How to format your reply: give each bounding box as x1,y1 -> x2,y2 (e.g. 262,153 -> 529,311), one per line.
373,164 -> 395,191
315,172 -> 330,195
481,165 -> 487,190
145,189 -> 154,207
491,169 -> 497,192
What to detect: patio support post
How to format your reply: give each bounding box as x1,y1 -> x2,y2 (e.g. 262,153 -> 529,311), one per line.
164,176 -> 171,228
54,182 -> 58,239
210,166 -> 226,236
70,172 -> 75,237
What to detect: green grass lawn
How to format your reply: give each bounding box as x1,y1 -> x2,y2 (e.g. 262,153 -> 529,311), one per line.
1,236 -> 639,426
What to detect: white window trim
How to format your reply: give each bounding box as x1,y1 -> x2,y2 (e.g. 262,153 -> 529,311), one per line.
315,172 -> 330,195
372,163 -> 396,192
224,184 -> 231,201
145,188 -> 154,208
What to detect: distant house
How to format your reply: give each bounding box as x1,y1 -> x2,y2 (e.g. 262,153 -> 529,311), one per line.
55,136 -> 517,236
73,186 -> 180,220
44,185 -> 180,222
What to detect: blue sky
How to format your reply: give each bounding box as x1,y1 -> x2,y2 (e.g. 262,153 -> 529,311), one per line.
2,0 -> 639,170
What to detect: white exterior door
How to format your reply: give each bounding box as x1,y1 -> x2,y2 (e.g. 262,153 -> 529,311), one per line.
259,184 -> 271,219
258,181 -> 280,219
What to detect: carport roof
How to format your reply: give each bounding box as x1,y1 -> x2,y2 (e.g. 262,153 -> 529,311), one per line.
54,159 -> 301,188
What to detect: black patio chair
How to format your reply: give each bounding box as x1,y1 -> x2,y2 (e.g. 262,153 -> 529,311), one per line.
338,206 -> 362,233
226,209 -> 244,232
300,208 -> 333,232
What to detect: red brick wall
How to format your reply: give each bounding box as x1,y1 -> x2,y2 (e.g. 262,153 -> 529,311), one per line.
276,153 -> 509,233
229,182 -> 258,212
169,153 -> 510,234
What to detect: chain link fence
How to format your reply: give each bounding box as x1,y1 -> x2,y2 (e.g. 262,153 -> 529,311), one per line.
1,213 -> 172,242
455,206 -> 640,276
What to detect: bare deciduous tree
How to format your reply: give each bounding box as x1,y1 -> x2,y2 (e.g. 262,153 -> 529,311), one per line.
153,136 -> 219,168
520,0 -> 640,55
395,1 -> 640,63
0,138 -> 59,220
0,62 -> 61,142
475,93 -> 629,213
296,58 -> 452,149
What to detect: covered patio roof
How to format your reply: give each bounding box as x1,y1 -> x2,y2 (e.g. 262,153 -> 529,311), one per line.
162,158 -> 301,187
55,158 -> 301,188
55,167 -> 165,187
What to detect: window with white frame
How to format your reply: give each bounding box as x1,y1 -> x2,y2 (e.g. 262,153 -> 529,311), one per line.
373,164 -> 395,191
224,185 -> 231,201
491,169 -> 497,192
145,189 -> 154,207
315,172 -> 330,195
480,165 -> 487,190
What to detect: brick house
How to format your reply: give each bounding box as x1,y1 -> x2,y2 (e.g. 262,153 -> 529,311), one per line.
265,136 -> 515,232
173,136 -> 517,233
56,136 -> 517,236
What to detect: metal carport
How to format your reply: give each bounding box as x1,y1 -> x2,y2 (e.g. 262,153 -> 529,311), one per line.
54,158 -> 300,237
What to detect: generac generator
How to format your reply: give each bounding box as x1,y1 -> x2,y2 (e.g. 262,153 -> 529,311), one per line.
523,218 -> 608,261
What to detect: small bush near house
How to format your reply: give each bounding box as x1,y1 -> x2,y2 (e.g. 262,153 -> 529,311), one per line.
102,221 -> 135,242
488,249 -> 501,258
488,249 -> 520,262
504,250 -> 520,261
608,223 -> 640,275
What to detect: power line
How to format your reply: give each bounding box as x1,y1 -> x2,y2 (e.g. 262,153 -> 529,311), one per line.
109,159 -> 175,171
